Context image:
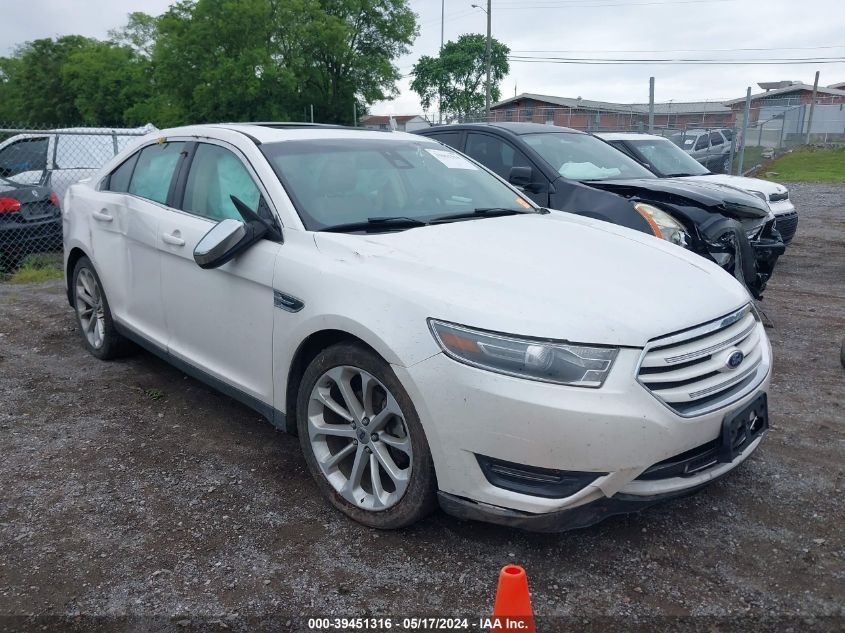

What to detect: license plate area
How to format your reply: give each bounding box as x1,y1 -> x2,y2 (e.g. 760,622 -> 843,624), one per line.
718,393 -> 768,463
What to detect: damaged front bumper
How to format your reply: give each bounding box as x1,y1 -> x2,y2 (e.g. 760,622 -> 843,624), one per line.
696,215 -> 785,299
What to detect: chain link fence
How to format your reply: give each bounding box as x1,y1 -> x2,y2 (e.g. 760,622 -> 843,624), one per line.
0,125 -> 153,277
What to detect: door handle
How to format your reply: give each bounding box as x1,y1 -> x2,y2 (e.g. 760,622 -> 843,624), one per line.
92,209 -> 113,223
162,231 -> 185,247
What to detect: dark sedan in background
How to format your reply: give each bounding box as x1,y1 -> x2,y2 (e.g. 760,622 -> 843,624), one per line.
415,122 -> 784,298
0,174 -> 62,270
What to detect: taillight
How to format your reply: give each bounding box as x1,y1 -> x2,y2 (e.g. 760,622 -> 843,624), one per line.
0,197 -> 21,213
50,192 -> 61,208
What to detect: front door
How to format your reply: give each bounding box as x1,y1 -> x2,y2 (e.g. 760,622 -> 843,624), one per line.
463,132 -> 549,206
158,141 -> 280,404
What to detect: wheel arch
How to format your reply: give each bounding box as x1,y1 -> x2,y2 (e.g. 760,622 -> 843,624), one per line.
284,329 -> 383,434
65,246 -> 89,307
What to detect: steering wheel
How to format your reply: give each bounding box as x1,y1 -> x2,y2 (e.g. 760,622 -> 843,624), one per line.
411,189 -> 444,212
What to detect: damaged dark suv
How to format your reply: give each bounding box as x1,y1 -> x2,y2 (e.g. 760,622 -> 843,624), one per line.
415,122 -> 784,298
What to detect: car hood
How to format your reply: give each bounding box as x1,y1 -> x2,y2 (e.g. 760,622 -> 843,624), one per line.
313,212 -> 749,347
584,177 -> 770,220
680,174 -> 787,198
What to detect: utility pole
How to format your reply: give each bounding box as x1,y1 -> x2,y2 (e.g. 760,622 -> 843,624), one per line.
471,2 -> 493,121
805,70 -> 820,144
439,0 -> 444,124
485,0 -> 492,120
648,76 -> 655,133
353,102 -> 357,127
310,104 -> 314,123
440,0 -> 445,51
737,87 -> 752,176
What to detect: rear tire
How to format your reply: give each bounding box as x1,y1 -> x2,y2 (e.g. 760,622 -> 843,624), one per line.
72,256 -> 133,360
296,342 -> 437,529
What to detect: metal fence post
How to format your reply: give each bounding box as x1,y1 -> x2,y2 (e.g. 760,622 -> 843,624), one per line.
737,87 -> 752,176
648,77 -> 655,133
727,125 -> 737,173
805,70 -> 820,145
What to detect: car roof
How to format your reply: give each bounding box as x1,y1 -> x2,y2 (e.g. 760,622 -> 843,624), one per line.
596,132 -> 667,142
153,122 -> 429,145
420,122 -> 583,136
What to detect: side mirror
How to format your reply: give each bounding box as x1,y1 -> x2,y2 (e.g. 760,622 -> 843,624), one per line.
508,166 -> 533,188
194,218 -> 263,269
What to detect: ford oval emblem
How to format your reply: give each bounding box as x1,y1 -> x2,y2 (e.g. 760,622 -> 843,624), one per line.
726,350 -> 744,369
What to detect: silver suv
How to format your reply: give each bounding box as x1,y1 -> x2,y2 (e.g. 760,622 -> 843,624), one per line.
671,129 -> 732,173
0,125 -> 155,198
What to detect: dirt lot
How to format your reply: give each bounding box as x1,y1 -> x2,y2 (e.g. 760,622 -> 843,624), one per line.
1,183 -> 843,633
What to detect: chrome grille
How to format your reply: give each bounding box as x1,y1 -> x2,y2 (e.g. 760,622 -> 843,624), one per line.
637,305 -> 767,417
775,210 -> 798,244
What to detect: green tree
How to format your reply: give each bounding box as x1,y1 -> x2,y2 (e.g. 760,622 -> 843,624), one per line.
410,33 -> 509,122
145,0 -> 416,126
108,11 -> 159,59
297,0 -> 418,123
62,42 -> 153,126
0,36 -> 97,125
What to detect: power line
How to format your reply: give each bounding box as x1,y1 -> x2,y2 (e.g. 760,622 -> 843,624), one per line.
508,56 -> 845,65
493,0 -> 734,7
511,45 -> 845,54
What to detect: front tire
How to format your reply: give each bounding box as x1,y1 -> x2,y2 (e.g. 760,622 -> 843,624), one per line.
296,343 -> 437,529
72,256 -> 133,360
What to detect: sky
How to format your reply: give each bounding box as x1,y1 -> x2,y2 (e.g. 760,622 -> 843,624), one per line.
2,0 -> 844,115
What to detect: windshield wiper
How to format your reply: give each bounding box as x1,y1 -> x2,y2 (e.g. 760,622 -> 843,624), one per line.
663,172 -> 697,177
320,216 -> 428,233
429,207 -> 533,224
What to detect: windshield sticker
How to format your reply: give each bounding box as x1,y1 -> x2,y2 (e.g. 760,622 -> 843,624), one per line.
425,148 -> 478,170
515,197 -> 531,209
559,162 -> 621,180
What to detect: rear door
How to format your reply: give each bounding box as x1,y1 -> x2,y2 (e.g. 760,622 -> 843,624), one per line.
158,140 -> 280,404
420,130 -> 464,152
708,131 -> 728,171
91,141 -> 185,343
690,134 -> 710,167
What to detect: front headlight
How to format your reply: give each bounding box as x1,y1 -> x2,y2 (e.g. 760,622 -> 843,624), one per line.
428,319 -> 618,388
634,203 -> 689,247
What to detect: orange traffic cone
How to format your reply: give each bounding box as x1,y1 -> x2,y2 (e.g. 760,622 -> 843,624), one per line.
491,564 -> 535,633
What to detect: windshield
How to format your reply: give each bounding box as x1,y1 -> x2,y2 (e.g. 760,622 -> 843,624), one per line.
261,138 -> 534,231
621,138 -> 710,177
521,132 -> 655,181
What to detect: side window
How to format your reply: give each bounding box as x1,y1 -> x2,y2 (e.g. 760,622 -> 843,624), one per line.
128,142 -> 185,204
694,135 -> 709,151
182,143 -> 260,221
709,131 -> 724,146
425,132 -> 461,150
464,133 -> 530,179
0,137 -> 49,176
105,153 -> 139,193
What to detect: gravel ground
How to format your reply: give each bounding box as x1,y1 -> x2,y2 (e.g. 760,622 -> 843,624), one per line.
1,183 -> 843,633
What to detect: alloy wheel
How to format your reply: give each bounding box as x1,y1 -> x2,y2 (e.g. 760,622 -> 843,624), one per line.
307,365 -> 413,511
75,268 -> 106,349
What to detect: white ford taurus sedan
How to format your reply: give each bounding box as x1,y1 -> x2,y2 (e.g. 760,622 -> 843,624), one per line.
63,123 -> 772,531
